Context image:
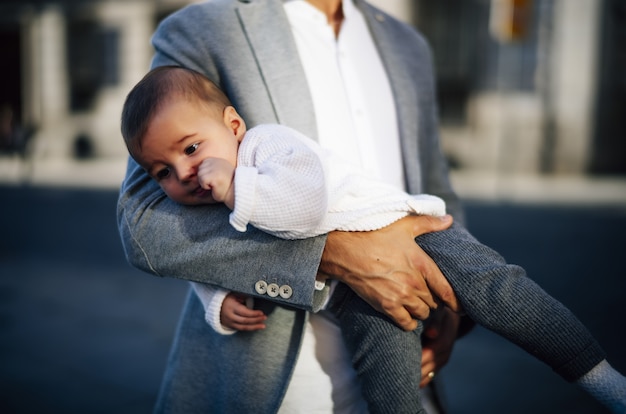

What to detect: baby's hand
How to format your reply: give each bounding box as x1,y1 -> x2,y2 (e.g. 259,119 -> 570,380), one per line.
198,157 -> 235,209
221,292 -> 267,331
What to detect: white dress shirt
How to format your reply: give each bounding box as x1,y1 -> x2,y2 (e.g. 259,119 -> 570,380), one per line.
280,1 -> 419,413
284,0 -> 404,189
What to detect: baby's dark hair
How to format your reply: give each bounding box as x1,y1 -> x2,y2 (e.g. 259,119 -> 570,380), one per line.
121,65 -> 232,157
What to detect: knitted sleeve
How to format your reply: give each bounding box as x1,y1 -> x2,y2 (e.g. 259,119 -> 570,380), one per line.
189,282 -> 236,336
229,125 -> 328,239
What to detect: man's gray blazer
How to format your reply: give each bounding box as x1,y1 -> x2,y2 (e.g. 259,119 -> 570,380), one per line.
116,0 -> 461,412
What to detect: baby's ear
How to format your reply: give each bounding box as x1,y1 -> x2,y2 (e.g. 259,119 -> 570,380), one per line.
223,106 -> 246,140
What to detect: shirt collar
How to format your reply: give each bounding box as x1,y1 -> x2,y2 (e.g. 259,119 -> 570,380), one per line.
283,0 -> 357,28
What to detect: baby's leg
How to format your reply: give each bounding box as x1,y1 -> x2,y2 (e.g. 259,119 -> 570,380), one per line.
327,283 -> 427,414
415,222 -> 606,382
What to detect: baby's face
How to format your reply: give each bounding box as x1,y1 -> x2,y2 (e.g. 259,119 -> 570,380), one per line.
137,99 -> 244,205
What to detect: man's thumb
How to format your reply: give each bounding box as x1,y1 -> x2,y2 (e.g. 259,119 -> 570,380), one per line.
411,214 -> 453,237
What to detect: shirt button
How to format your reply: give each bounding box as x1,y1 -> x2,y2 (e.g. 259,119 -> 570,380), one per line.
267,283 -> 280,298
255,280 -> 268,295
279,285 -> 293,299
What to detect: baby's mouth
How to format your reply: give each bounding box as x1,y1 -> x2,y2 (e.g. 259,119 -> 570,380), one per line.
193,187 -> 211,197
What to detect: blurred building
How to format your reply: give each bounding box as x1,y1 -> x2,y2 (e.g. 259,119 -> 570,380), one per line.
0,0 -> 190,161
412,0 -> 626,175
0,0 -> 624,174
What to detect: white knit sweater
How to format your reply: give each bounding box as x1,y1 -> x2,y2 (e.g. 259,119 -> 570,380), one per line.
230,123 -> 446,238
192,124 -> 446,333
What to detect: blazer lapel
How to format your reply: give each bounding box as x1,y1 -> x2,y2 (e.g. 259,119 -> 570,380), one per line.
235,0 -> 319,140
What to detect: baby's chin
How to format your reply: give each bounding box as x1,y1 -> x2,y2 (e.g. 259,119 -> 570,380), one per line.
175,192 -> 218,206
165,187 -> 217,206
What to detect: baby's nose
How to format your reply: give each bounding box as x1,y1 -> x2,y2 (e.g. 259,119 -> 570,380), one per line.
177,164 -> 197,183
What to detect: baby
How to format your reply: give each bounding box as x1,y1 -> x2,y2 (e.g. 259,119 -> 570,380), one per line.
121,66 -> 626,414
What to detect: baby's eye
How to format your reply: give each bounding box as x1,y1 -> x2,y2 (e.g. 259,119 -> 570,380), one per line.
185,143 -> 199,155
155,167 -> 171,180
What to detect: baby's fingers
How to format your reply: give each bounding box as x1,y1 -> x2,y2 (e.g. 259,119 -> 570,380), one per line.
232,321 -> 267,331
230,312 -> 267,331
235,307 -> 267,320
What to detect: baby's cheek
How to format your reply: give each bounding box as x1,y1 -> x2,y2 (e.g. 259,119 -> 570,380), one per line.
162,184 -> 186,204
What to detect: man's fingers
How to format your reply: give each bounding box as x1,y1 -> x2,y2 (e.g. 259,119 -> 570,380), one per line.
406,247 -> 447,312
392,273 -> 437,321
410,214 -> 453,237
423,262 -> 460,312
387,307 -> 418,331
408,214 -> 460,312
386,287 -> 434,330
420,348 -> 437,388
403,300 -> 432,322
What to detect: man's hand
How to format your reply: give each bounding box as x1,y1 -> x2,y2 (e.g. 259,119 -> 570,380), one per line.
198,157 -> 235,209
420,307 -> 461,387
318,214 -> 458,331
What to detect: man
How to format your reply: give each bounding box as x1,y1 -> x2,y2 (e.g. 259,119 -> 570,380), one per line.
117,0 -> 470,412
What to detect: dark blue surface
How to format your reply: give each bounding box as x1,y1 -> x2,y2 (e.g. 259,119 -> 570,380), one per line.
444,202 -> 626,414
1,185 -> 624,413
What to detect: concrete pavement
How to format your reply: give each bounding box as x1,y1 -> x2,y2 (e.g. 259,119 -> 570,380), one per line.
1,155 -> 625,413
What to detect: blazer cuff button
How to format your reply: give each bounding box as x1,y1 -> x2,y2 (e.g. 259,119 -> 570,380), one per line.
255,280 -> 268,295
267,283 -> 280,298
279,285 -> 293,299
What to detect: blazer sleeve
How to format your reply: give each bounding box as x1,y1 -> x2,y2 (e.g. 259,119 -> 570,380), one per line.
116,4 -> 329,312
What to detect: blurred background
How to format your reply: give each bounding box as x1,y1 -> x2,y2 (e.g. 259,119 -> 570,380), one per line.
1,0 -> 625,413
1,0 -> 625,179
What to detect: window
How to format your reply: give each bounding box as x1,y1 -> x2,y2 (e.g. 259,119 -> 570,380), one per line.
66,19 -> 119,111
